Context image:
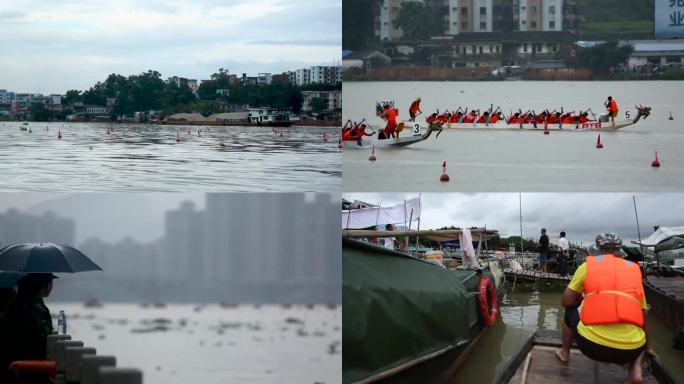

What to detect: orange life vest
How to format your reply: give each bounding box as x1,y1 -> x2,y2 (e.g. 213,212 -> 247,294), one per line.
580,254 -> 644,327
386,108 -> 397,123
409,100 -> 420,114
608,100 -> 618,113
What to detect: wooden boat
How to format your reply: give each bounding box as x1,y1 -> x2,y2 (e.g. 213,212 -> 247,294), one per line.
343,122 -> 442,149
343,229 -> 504,383
493,329 -> 677,384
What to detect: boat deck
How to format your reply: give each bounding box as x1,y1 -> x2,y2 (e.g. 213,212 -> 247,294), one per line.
506,330 -> 660,384
504,268 -> 572,286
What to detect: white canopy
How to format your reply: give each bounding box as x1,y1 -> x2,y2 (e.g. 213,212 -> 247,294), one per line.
632,226 -> 684,246
342,197 -> 421,229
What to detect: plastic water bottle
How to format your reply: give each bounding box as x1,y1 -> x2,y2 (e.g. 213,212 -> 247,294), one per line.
57,310 -> 67,335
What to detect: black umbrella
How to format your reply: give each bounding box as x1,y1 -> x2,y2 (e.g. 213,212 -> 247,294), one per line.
0,243 -> 102,273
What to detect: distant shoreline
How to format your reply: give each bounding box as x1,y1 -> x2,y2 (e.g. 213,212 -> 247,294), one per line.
2,120 -> 342,127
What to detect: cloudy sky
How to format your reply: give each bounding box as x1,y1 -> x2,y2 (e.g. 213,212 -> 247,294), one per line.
0,0 -> 341,94
343,193 -> 684,246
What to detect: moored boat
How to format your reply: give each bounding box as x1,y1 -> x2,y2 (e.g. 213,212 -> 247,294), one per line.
343,229 -> 504,383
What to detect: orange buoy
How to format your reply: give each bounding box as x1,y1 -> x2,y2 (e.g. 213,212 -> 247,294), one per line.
57,130 -> 62,140
651,151 -> 660,167
368,145 -> 376,161
440,161 -> 450,182
596,134 -> 603,149
669,112 -> 674,121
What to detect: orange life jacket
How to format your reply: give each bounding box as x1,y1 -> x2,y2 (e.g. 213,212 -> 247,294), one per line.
608,100 -> 618,113
409,101 -> 420,114
386,108 -> 397,123
580,254 -> 644,327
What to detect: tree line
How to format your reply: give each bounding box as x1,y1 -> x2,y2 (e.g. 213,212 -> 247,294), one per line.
28,69 -> 340,121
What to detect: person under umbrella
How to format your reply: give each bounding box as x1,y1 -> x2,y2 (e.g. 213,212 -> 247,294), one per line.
0,243 -> 101,383
0,273 -> 57,383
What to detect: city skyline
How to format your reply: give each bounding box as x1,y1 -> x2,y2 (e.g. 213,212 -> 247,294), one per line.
0,193 -> 341,303
0,0 -> 342,94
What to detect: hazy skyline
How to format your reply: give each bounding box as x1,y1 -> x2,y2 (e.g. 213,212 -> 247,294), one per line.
0,192 -> 332,244
343,193 -> 684,246
0,0 -> 341,94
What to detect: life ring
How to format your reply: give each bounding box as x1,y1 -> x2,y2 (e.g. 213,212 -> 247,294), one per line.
478,276 -> 498,327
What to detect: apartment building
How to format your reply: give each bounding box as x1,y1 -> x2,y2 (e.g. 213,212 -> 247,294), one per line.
514,0 -> 563,31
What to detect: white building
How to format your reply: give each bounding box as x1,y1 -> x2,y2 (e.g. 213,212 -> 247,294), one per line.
301,90 -> 342,112
625,40 -> 684,69
167,76 -> 199,95
516,0 -> 563,32
257,73 -> 272,86
294,68 -> 311,86
0,89 -> 15,104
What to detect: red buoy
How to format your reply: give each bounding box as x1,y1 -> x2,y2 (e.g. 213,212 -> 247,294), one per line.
323,132 -> 328,142
440,161 -> 450,182
57,130 -> 62,140
368,145 -> 376,161
669,112 -> 674,121
596,134 -> 603,149
651,151 -> 660,167
176,131 -> 180,144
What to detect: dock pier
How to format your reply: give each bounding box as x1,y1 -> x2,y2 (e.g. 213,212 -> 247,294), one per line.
11,334 -> 144,384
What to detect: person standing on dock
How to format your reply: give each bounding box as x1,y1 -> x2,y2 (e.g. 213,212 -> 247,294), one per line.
555,233 -> 651,384
558,231 -> 570,276
0,273 -> 57,382
408,98 -> 422,122
538,228 -> 549,272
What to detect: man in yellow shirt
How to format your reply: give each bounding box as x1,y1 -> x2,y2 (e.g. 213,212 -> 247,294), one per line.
555,233 -> 652,384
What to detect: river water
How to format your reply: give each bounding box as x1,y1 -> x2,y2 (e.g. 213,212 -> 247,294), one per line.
450,285 -> 684,383
0,123 -> 341,192
49,303 -> 341,384
343,81 -> 684,192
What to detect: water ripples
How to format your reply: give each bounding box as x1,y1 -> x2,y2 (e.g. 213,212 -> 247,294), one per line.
0,122 -> 341,191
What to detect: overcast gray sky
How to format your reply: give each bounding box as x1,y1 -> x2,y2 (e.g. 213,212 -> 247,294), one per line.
0,0 -> 341,94
343,193 -> 684,246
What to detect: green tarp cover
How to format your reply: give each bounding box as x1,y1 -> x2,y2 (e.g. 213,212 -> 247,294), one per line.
655,236 -> 684,253
343,239 -> 475,383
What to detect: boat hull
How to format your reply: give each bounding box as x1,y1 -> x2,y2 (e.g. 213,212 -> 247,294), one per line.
343,133 -> 426,149
343,239 -> 503,383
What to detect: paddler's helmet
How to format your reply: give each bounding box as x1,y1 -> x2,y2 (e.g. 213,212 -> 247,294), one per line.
595,232 -> 622,250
